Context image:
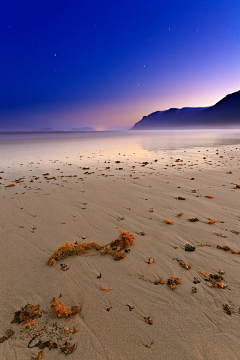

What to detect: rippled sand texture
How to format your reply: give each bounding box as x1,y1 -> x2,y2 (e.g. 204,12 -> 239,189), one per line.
1,130 -> 240,360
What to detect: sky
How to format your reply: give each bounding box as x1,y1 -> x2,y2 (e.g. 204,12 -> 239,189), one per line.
0,0 -> 240,131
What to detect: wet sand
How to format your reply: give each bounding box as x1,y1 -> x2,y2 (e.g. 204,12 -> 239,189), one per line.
1,130 -> 240,360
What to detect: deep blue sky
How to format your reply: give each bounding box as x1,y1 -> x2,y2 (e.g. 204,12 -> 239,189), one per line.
1,0 -> 239,130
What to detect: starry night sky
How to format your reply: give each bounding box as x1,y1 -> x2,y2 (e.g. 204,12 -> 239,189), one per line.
1,0 -> 240,131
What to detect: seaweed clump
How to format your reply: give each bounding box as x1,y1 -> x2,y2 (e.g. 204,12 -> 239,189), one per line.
47,230 -> 135,265
176,258 -> 191,270
167,277 -> 182,290
51,298 -> 81,318
11,304 -> 42,327
217,245 -> 240,254
198,271 -> 227,288
0,329 -> 14,344
60,340 -> 77,355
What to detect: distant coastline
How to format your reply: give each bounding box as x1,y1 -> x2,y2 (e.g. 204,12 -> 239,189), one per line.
131,90 -> 240,130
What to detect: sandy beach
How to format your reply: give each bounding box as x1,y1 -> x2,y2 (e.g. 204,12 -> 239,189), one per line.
1,130 -> 240,360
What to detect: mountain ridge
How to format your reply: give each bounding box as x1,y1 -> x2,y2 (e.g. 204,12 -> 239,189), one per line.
130,90 -> 240,129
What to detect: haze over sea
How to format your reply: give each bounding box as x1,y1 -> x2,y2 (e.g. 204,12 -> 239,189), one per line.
1,129 -> 240,153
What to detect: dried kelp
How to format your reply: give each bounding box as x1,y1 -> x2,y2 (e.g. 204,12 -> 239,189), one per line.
153,279 -> 165,285
164,219 -> 173,225
167,277 -> 182,290
147,258 -> 154,264
217,245 -> 240,254
223,304 -> 231,315
0,329 -> 14,344
11,304 -> 42,325
188,217 -> 199,222
208,218 -> 216,224
144,340 -> 154,348
176,258 -> 191,270
60,341 -> 77,355
176,213 -> 183,218
198,271 -> 227,288
51,298 -> 81,318
32,351 -> 43,360
99,287 -> 110,292
47,230 -> 134,265
28,337 -> 58,350
144,316 -> 153,324
138,273 -> 164,285
214,233 -> 227,238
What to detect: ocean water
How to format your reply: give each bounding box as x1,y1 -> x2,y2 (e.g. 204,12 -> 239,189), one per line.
0,129 -> 240,166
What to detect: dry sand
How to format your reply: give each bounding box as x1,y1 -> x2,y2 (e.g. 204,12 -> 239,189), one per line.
1,131 -> 240,360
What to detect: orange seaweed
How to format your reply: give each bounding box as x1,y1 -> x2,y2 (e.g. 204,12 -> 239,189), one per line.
60,341 -> 77,355
51,297 -> 81,318
11,304 -> 42,325
167,277 -> 182,290
176,213 -> 183,218
177,259 -> 191,270
100,286 -> 111,292
47,230 -> 134,265
188,217 -> 199,222
164,219 -> 173,225
32,351 -> 43,360
217,245 -> 240,254
208,218 -> 216,224
205,195 -> 213,198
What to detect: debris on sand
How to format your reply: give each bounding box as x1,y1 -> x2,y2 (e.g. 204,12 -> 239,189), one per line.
100,287 -> 111,292
144,316 -> 153,325
144,340 -> 154,348
185,244 -> 195,251
147,258 -> 154,264
32,351 -> 43,360
28,338 -> 58,350
217,245 -> 240,254
176,213 -> 183,218
193,277 -> 200,284
176,258 -> 191,270
208,218 -> 216,224
60,340 -> 77,355
11,304 -> 42,326
223,303 -> 231,315
51,298 -> 81,318
188,217 -> 199,222
47,230 -> 135,265
164,219 -> 173,225
167,277 -> 182,290
198,271 -> 227,288
0,329 -> 14,344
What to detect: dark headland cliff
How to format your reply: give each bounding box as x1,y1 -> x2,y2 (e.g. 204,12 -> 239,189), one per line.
131,90 -> 240,130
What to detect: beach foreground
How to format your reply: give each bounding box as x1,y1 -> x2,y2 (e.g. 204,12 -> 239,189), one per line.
1,131 -> 240,360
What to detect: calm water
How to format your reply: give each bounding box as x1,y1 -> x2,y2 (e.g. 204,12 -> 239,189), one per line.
1,129 -> 240,151
1,129 -> 240,168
